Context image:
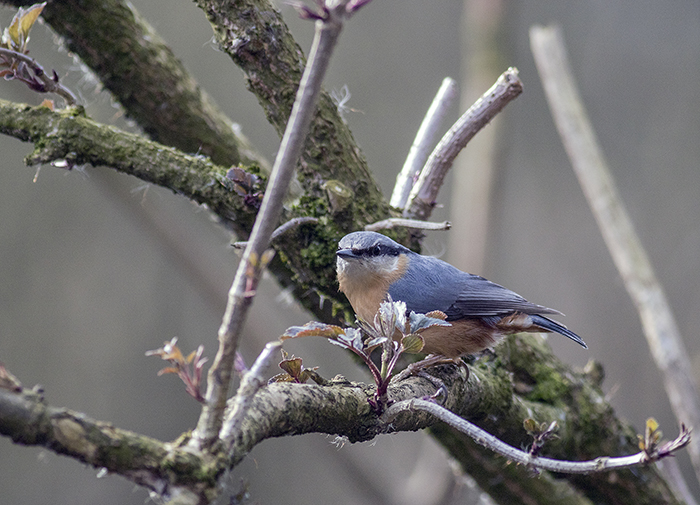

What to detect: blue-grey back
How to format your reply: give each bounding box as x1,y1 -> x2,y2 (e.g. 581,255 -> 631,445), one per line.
387,253 -> 558,319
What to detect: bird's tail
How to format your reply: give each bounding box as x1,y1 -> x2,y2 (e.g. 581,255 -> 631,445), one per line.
530,314 -> 588,349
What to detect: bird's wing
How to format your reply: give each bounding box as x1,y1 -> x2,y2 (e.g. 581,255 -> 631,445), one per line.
387,254 -> 560,319
445,274 -> 561,319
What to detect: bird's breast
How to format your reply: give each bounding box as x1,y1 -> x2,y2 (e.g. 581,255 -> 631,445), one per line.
338,254 -> 409,322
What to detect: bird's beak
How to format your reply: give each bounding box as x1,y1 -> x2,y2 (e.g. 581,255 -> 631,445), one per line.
336,248 -> 357,260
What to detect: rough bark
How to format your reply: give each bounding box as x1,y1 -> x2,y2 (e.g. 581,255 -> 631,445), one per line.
0,335 -> 682,504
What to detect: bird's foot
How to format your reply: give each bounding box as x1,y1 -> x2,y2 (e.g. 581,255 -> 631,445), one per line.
392,354 -> 466,401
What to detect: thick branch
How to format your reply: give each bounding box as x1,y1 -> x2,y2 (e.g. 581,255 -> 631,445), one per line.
0,388 -> 224,504
193,0 -> 391,217
0,100 -> 261,233
0,334 -> 684,505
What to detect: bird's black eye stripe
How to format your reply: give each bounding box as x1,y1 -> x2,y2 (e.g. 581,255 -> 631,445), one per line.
345,242 -> 401,257
351,244 -> 383,257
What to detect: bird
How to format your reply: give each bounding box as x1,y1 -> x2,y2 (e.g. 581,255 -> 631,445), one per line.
336,231 -> 587,358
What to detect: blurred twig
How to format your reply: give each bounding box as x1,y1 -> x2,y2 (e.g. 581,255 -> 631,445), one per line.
450,0 -> 507,273
0,48 -> 77,105
530,24 -> 700,485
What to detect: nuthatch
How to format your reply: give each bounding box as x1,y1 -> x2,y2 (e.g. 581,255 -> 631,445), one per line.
336,231 -> 587,357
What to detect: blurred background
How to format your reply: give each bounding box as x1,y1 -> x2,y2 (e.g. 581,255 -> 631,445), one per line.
0,1 -> 698,503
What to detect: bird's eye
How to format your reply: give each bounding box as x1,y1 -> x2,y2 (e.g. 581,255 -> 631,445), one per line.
370,245 -> 381,256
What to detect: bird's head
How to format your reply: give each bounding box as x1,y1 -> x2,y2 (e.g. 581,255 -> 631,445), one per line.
336,231 -> 411,282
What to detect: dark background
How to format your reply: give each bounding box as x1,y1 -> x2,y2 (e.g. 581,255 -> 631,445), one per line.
1,1 -> 698,503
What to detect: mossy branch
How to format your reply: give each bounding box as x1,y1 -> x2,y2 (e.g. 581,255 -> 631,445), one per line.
193,0 -> 391,214
0,99 -> 261,233
0,333 -> 684,505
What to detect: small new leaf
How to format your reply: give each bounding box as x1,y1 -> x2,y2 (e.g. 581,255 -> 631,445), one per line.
3,2 -> 45,52
145,338 -> 208,403
331,327 -> 365,351
281,321 -> 346,340
376,297 -> 404,338
401,334 -> 425,354
524,418 -> 559,456
279,356 -> 303,378
269,350 -> 324,384
364,335 -> 388,353
408,310 -> 451,333
523,418 -> 538,434
638,417 -> 662,452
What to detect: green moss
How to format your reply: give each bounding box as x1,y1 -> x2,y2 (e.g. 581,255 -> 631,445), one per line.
497,334 -> 576,406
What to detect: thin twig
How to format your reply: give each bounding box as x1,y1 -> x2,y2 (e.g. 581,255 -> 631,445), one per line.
364,218 -> 451,232
191,0 -> 361,449
390,77 -> 458,209
0,48 -> 77,105
220,341 -> 282,445
404,68 -> 523,220
530,24 -> 700,483
232,217 -> 319,248
383,399 -> 691,474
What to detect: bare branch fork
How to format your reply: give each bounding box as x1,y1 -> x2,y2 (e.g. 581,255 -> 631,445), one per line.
404,67 -> 523,221
191,0 -> 368,449
530,24 -> 700,485
383,399 -> 692,475
376,69 -> 520,233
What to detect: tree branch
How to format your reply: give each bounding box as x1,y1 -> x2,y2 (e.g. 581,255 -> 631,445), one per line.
391,77 -> 458,209
385,399 -> 690,474
1,0 -> 262,167
364,218 -> 451,232
405,67 -> 523,220
0,4 -> 692,504
0,387 -> 225,504
0,99 -> 261,233
530,24 -> 700,484
193,0 -> 391,215
0,47 -> 77,105
192,0 -> 364,449
2,333 -> 683,504
219,341 -> 282,446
